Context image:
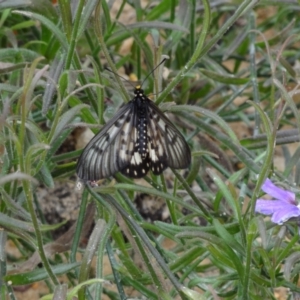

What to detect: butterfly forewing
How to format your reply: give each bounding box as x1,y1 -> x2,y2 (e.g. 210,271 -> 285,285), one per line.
77,86 -> 191,181
77,104 -> 134,180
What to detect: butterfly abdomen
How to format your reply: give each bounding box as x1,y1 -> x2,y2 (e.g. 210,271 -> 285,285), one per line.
136,97 -> 149,159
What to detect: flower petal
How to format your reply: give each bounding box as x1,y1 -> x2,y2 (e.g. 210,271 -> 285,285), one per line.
255,199 -> 291,215
261,178 -> 295,204
271,206 -> 300,225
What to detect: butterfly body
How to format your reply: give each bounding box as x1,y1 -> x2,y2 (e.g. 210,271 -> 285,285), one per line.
134,89 -> 148,159
77,86 -> 191,181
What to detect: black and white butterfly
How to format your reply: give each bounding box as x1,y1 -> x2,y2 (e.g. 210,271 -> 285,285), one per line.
76,85 -> 191,181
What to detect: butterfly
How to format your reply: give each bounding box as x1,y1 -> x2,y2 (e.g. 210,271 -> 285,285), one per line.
76,85 -> 191,181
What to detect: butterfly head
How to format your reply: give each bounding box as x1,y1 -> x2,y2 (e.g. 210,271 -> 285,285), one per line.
134,85 -> 144,97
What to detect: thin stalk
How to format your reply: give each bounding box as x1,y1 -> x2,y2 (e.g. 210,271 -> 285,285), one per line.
70,188 -> 89,265
243,220 -> 256,300
249,11 -> 260,136
167,0 -> 176,67
189,0 -> 196,56
160,174 -> 178,225
156,0 -> 210,104
106,241 -> 127,299
73,53 -> 98,111
170,0 -> 175,23
126,221 -> 164,294
134,0 -> 143,79
22,180 -> 59,286
89,56 -> 105,125
0,230 -> 7,289
78,219 -> 107,300
64,0 -> 85,69
61,0 -> 98,111
57,0 -> 72,40
94,193 -> 116,299
172,169 -> 211,221
95,1 -> 130,103
105,0 -> 126,37
85,31 -> 102,70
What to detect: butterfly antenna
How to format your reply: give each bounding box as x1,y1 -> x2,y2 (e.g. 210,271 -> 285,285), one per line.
104,67 -> 135,88
141,58 -> 167,88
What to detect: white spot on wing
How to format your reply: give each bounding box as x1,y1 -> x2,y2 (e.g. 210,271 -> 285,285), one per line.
131,151 -> 142,165
150,149 -> 158,162
158,119 -> 166,129
128,141 -> 134,152
132,127 -> 137,141
158,144 -> 164,156
122,121 -> 131,137
120,149 -> 126,161
108,125 -> 120,139
134,152 -> 142,164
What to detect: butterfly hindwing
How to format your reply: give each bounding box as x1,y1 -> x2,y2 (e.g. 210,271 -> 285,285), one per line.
120,151 -> 150,178
145,103 -> 168,175
147,100 -> 191,170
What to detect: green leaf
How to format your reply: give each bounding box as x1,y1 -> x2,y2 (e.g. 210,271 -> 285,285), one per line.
169,104 -> 239,143
213,219 -> 244,255
66,279 -> 106,300
146,0 -> 171,20
5,263 -> 80,286
181,286 -> 206,300
68,96 -> 98,126
12,10 -> 68,50
11,20 -> 36,30
121,21 -> 189,33
45,128 -> 73,162
77,0 -> 100,38
37,164 -> 54,188
51,104 -> 89,143
42,53 -> 66,115
199,68 -> 249,85
0,48 -> 40,62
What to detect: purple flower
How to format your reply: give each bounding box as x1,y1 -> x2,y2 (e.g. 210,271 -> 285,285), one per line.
255,178 -> 300,225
